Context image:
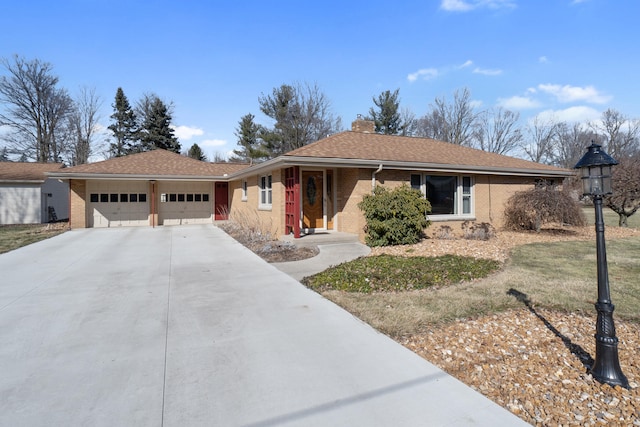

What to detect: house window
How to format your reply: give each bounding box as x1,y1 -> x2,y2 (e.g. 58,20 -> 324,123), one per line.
414,174 -> 474,218
178,194 -> 185,202
120,194 -> 128,203
195,194 -> 202,202
242,180 -> 248,201
110,193 -> 118,203
130,193 -> 138,202
187,194 -> 194,202
202,194 -> 209,202
90,194 -> 99,203
139,194 -> 147,203
259,174 -> 272,209
100,194 -> 108,203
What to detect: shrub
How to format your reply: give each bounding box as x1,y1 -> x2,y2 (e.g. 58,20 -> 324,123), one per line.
462,221 -> 496,240
433,225 -> 455,240
358,185 -> 431,246
503,185 -> 586,232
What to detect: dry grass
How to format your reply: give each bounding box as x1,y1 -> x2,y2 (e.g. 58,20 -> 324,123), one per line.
0,223 -> 68,254
319,218 -> 640,339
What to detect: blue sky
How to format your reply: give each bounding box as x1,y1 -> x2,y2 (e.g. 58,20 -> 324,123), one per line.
1,0 -> 638,160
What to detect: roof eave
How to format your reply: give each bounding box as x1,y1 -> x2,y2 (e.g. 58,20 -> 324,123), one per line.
46,173 -> 232,181
278,156 -> 575,177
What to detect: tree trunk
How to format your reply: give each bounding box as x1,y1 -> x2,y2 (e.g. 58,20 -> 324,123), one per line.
618,214 -> 628,227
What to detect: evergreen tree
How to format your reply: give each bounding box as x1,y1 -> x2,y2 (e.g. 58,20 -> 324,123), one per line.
139,96 -> 180,153
368,89 -> 402,135
0,146 -> 9,161
187,143 -> 207,161
107,87 -> 138,157
231,113 -> 268,164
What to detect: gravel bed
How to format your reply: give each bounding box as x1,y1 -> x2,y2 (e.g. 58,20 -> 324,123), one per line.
373,225 -> 640,425
401,309 -> 640,426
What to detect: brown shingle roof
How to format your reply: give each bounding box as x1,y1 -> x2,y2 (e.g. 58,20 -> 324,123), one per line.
51,149 -> 250,178
285,131 -> 568,174
0,162 -> 65,182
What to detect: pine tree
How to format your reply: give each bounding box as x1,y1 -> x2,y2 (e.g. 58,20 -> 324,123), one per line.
139,96 -> 180,153
0,147 -> 9,161
368,89 -> 402,135
187,143 -> 207,161
107,88 -> 138,157
231,113 -> 268,164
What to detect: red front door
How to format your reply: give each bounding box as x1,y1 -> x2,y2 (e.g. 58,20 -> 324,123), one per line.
214,182 -> 228,220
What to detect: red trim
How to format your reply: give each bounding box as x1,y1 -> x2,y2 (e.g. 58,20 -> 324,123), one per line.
285,166 -> 301,238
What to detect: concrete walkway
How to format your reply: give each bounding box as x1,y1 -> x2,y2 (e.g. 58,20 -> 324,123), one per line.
0,225 -> 527,426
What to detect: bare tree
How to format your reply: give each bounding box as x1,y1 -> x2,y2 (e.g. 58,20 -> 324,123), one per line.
554,121 -> 596,168
473,107 -> 523,155
416,88 -> 478,146
65,87 -> 102,165
259,82 -> 341,157
0,56 -> 73,162
590,108 -> 640,159
522,115 -> 559,164
399,107 -> 417,136
605,155 -> 640,226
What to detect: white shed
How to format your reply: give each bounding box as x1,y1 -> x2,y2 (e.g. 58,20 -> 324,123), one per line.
0,162 -> 69,225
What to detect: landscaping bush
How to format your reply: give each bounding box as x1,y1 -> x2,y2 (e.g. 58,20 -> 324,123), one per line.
503,185 -> 586,232
358,185 -> 431,246
462,221 -> 496,240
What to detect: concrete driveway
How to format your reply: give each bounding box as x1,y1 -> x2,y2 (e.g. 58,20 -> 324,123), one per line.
0,225 -> 527,426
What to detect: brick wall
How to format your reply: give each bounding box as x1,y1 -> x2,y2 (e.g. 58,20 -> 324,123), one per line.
69,179 -> 87,229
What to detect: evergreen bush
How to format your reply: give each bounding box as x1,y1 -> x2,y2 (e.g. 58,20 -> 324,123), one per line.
358,185 -> 431,246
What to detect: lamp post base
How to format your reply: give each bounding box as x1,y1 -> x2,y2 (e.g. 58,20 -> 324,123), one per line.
591,302 -> 629,389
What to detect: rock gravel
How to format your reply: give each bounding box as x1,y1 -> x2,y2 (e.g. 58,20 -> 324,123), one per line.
372,225 -> 640,426
401,308 -> 640,426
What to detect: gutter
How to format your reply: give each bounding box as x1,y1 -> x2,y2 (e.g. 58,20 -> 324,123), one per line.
372,164 -> 383,191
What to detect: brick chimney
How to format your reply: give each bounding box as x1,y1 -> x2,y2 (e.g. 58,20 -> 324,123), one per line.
351,116 -> 375,133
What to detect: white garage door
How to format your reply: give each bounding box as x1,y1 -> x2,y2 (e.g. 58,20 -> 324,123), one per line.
158,182 -> 213,225
87,181 -> 150,227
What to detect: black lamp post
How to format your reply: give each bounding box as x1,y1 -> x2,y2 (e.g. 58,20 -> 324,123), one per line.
574,142 -> 629,389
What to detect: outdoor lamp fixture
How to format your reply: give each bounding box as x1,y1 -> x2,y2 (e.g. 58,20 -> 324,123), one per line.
574,142 -> 629,389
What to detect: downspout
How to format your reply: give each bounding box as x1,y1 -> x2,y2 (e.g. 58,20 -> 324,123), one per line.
372,164 -> 383,192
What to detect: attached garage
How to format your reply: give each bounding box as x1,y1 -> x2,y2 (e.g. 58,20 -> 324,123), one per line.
158,181 -> 213,225
47,149 -> 250,229
87,180 -> 151,227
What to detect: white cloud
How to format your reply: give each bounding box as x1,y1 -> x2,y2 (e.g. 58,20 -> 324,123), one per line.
458,60 -> 474,69
537,106 -> 601,123
497,95 -> 541,109
472,67 -> 502,76
440,0 -> 516,12
200,139 -> 227,148
539,56 -> 548,63
171,125 -> 204,141
537,83 -> 611,104
407,68 -> 439,82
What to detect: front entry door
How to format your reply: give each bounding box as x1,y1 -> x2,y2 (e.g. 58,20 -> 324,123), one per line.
302,171 -> 323,229
214,182 -> 228,220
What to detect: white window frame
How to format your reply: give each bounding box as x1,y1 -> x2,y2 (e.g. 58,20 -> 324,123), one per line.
411,173 -> 475,221
259,174 -> 272,210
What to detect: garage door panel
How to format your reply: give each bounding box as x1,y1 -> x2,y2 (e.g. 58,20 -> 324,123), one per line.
158,182 -> 213,226
87,181 -> 150,228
